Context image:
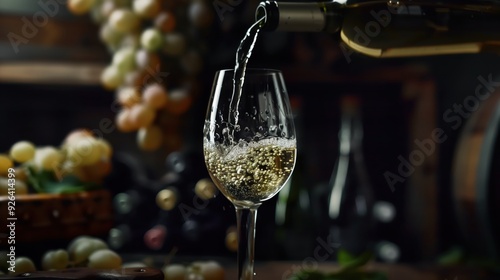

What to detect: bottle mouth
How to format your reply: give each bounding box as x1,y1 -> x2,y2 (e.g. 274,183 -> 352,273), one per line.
255,2 -> 267,22
255,1 -> 279,31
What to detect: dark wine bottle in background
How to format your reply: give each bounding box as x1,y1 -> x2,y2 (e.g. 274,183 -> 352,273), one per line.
326,95 -> 375,256
113,189 -> 158,228
108,224 -> 132,250
179,209 -> 228,255
255,1 -> 500,58
143,209 -> 181,251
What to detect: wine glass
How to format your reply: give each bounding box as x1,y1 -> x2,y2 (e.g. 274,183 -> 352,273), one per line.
203,68 -> 296,279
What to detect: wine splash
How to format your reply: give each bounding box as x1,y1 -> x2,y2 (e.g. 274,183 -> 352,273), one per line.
227,17 -> 265,143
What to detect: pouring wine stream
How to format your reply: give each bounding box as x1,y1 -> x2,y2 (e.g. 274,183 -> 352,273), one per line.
228,17 -> 265,143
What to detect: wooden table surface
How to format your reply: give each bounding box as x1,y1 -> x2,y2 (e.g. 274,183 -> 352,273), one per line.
123,254 -> 495,280
224,261 -> 444,280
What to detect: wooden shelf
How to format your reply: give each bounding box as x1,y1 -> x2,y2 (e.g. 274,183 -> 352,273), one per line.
0,62 -> 106,85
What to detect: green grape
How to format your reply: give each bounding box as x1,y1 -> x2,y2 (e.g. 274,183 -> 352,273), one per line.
119,33 -> 141,49
137,125 -> 163,151
109,8 -> 140,33
162,264 -> 187,280
10,141 -> 36,163
198,261 -> 224,280
117,86 -> 141,107
133,0 -> 160,19
87,249 -> 122,269
186,264 -> 203,280
90,0 -> 106,23
142,83 -> 168,109
100,0 -> 119,18
0,154 -> 13,175
112,0 -> 131,7
67,235 -> 93,257
101,65 -> 124,90
116,108 -> 138,132
68,0 -> 96,15
0,178 -> 26,195
129,104 -> 156,128
96,138 -> 112,159
99,23 -> 124,51
10,257 -> 36,275
0,177 -> 9,196
112,47 -> 136,74
72,238 -> 108,264
41,249 -> 69,270
34,146 -> 62,171
67,137 -> 101,167
140,28 -> 163,52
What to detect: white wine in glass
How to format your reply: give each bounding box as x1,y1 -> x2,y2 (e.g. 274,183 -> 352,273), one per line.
203,68 -> 296,279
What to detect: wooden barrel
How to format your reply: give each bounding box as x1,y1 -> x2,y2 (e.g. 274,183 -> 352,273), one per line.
452,90 -> 500,259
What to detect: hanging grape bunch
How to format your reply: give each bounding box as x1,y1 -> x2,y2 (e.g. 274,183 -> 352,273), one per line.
67,0 -> 214,152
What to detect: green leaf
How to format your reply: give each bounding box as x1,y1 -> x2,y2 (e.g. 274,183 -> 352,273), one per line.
437,246 -> 464,266
337,250 -> 373,272
337,249 -> 356,266
26,166 -> 101,194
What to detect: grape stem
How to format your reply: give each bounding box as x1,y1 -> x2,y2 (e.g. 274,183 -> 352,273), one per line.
235,205 -> 259,280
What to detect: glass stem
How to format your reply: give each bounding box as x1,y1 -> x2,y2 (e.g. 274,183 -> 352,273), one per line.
235,205 -> 259,280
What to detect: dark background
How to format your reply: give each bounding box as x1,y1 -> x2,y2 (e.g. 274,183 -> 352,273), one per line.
1,0 -> 499,267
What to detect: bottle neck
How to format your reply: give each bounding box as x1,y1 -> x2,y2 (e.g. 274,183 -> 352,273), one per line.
256,1 -> 343,33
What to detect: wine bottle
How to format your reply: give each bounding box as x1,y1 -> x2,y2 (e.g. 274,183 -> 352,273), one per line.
113,189 -> 158,227
143,209 -> 181,251
156,186 -> 181,211
108,224 -> 132,250
327,95 -> 374,256
179,210 -> 228,255
255,1 -> 500,57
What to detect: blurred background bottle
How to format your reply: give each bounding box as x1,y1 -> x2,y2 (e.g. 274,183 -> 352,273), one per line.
312,95 -> 375,257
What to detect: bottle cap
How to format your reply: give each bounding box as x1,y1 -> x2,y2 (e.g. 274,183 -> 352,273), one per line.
144,225 -> 167,250
195,178 -> 218,200
156,188 -> 178,210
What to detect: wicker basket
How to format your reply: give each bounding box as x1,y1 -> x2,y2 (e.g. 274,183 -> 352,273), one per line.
0,189 -> 113,243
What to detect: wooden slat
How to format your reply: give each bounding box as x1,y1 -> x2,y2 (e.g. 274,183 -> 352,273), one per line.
0,62 -> 106,85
